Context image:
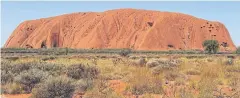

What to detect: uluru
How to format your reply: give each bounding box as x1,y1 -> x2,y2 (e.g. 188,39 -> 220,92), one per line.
4,8 -> 236,51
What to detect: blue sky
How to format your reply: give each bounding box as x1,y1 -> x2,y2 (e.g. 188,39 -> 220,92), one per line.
1,1 -> 240,47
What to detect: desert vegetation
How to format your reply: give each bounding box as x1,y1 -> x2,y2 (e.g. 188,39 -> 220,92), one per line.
202,40 -> 219,54
236,47 -> 240,54
1,48 -> 240,98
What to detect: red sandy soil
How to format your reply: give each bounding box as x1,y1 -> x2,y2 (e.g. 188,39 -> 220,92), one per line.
0,94 -> 31,98
4,8 -> 236,51
1,79 -> 235,98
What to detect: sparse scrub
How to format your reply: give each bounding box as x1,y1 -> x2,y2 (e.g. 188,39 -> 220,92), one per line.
66,63 -> 99,79
198,79 -> 217,98
127,68 -> 163,97
10,62 -> 32,74
31,76 -> 75,98
32,62 -> 63,76
1,70 -> 14,85
1,50 -> 240,98
84,78 -> 123,98
14,69 -> 49,93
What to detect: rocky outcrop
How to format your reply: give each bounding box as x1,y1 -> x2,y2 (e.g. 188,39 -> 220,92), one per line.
4,9 -> 236,51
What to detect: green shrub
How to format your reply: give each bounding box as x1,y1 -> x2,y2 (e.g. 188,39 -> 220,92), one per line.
146,59 -> 160,68
129,57 -> 147,67
32,62 -> 63,76
225,58 -> 234,65
151,64 -> 174,75
31,76 -> 75,98
14,69 -> 49,93
202,40 -> 219,54
136,57 -> 147,67
66,63 -> 99,80
236,47 -> 240,54
5,57 -> 19,61
41,56 -> 56,61
1,60 -> 14,84
74,79 -> 93,93
119,49 -> 131,57
1,70 -> 14,85
11,62 -> 32,74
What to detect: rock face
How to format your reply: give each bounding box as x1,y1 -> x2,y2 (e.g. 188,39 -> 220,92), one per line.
4,9 -> 236,51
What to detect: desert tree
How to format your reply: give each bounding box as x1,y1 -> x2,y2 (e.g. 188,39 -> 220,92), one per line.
202,40 -> 219,54
236,46 -> 240,54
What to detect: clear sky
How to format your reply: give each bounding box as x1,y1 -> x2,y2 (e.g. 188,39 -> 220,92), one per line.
1,1 -> 240,47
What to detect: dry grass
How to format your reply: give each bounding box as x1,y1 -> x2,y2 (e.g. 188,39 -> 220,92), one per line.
1,55 -> 240,98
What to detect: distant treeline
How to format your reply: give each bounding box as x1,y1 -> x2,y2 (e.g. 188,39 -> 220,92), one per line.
1,48 -> 235,55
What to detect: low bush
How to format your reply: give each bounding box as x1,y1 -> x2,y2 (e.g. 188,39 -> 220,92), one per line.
10,62 -> 32,74
31,76 -> 75,98
74,79 -> 93,93
225,58 -> 234,65
5,57 -> 19,61
147,58 -> 180,70
32,62 -> 63,76
1,70 -> 14,85
41,56 -> 56,61
129,57 -> 146,67
66,63 -> 99,80
146,59 -> 160,68
119,49 -> 131,57
14,69 -> 49,93
151,64 -> 175,75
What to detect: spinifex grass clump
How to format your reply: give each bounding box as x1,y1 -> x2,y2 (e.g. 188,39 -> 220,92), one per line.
126,68 -> 163,98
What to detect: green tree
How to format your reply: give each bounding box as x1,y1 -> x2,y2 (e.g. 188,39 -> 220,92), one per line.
202,40 -> 219,54
236,47 -> 240,54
